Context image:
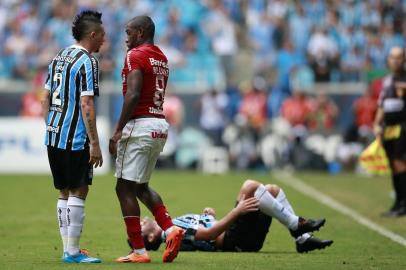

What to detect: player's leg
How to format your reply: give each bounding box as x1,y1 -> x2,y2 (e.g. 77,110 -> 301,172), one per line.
63,148 -> 100,263
263,184 -> 333,252
238,180 -> 299,229
113,122 -> 153,263
48,146 -> 77,260
134,146 -> 184,263
382,135 -> 406,216
57,189 -> 69,256
115,178 -> 151,263
239,180 -> 325,237
389,159 -> 406,215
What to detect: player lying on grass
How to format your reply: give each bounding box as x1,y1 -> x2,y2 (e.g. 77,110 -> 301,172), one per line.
138,179 -> 333,253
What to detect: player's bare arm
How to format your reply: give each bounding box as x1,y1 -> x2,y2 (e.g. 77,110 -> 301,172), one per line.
194,195 -> 259,241
40,89 -> 50,123
109,69 -> 143,155
81,95 -> 103,168
373,107 -> 384,138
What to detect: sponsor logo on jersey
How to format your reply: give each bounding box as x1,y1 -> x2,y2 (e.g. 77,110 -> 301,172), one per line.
54,55 -> 75,64
151,131 -> 168,139
149,57 -> 169,69
149,107 -> 164,115
46,125 -> 60,133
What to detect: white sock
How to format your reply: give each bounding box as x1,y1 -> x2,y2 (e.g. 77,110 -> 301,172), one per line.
276,189 -> 311,240
164,226 -> 174,237
134,248 -> 146,255
57,199 -> 68,253
296,233 -> 312,243
67,196 -> 85,255
254,184 -> 299,230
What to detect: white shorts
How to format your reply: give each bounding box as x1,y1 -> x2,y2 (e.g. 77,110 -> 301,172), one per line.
114,118 -> 169,183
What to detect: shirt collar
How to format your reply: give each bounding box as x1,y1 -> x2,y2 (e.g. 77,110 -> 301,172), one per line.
70,44 -> 89,53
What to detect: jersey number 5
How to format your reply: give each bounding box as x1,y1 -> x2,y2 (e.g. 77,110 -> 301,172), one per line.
153,74 -> 165,110
52,73 -> 62,106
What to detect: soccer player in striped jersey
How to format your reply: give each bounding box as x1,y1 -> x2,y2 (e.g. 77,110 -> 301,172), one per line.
140,179 -> 333,253
40,10 -> 105,263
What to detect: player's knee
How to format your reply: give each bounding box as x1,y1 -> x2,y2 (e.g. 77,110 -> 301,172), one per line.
265,184 -> 280,197
241,179 -> 261,197
69,185 -> 88,199
59,189 -> 69,199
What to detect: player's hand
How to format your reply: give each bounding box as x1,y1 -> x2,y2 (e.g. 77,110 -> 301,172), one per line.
373,124 -> 383,139
89,142 -> 103,168
203,207 -> 216,217
235,194 -> 259,215
109,130 -> 122,156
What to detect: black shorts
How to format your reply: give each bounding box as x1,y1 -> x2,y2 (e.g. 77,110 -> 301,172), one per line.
222,204 -> 272,252
47,146 -> 93,190
382,123 -> 406,161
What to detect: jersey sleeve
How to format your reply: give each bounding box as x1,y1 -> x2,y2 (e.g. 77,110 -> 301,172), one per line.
172,215 -> 199,241
126,50 -> 144,72
80,56 -> 100,97
44,63 -> 52,90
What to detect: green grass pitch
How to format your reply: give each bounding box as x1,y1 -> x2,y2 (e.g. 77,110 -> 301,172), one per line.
0,170 -> 405,270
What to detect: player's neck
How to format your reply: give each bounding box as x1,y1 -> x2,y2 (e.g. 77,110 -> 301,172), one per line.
76,40 -> 94,54
140,39 -> 154,46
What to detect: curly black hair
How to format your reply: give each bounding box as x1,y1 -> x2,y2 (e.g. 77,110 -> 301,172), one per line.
72,10 -> 102,42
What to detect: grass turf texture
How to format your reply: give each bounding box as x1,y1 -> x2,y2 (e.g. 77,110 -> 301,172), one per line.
0,170 -> 405,270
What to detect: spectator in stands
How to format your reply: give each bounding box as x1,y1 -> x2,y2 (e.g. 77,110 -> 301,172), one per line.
340,45 -> 364,81
239,77 -> 268,141
365,34 -> 387,70
198,89 -> 228,146
247,11 -> 274,75
164,92 -> 185,130
307,27 -> 339,81
3,20 -> 33,78
276,38 -> 306,92
281,89 -> 314,128
204,0 -> 238,84
311,93 -> 338,131
353,89 -> 378,132
162,8 -> 186,51
289,2 -> 311,56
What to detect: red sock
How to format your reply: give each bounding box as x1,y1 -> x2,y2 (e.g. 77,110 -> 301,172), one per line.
124,216 -> 144,249
152,204 -> 173,231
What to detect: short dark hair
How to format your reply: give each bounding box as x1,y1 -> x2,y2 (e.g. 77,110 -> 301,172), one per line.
143,234 -> 162,251
72,10 -> 102,41
129,15 -> 155,39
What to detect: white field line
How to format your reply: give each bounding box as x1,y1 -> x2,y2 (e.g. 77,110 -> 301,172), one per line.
274,171 -> 406,248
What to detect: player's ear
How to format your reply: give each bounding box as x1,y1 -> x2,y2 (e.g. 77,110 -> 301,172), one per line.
148,233 -> 155,242
89,31 -> 96,39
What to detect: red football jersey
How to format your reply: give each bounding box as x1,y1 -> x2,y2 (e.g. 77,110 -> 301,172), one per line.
122,44 -> 169,118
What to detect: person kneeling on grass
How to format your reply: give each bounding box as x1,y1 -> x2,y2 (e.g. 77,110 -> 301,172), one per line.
135,179 -> 333,253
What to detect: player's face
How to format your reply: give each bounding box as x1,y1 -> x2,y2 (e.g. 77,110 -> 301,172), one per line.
90,25 -> 106,53
125,24 -> 142,50
141,217 -> 161,243
388,50 -> 405,72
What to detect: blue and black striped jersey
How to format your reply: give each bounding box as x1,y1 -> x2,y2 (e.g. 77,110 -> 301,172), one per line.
44,44 -> 99,150
164,214 -> 217,251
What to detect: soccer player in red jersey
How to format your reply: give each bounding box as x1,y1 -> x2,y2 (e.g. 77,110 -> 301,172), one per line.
109,16 -> 184,263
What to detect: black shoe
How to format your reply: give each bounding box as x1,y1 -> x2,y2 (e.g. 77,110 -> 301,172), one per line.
382,202 -> 406,217
296,235 -> 333,253
290,217 -> 326,238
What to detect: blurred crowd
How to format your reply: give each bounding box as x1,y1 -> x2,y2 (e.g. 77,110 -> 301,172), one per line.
161,75 -> 382,172
1,0 -> 399,172
2,0 -> 406,85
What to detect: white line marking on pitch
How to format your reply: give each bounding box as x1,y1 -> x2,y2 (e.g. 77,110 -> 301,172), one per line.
274,171 -> 406,248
